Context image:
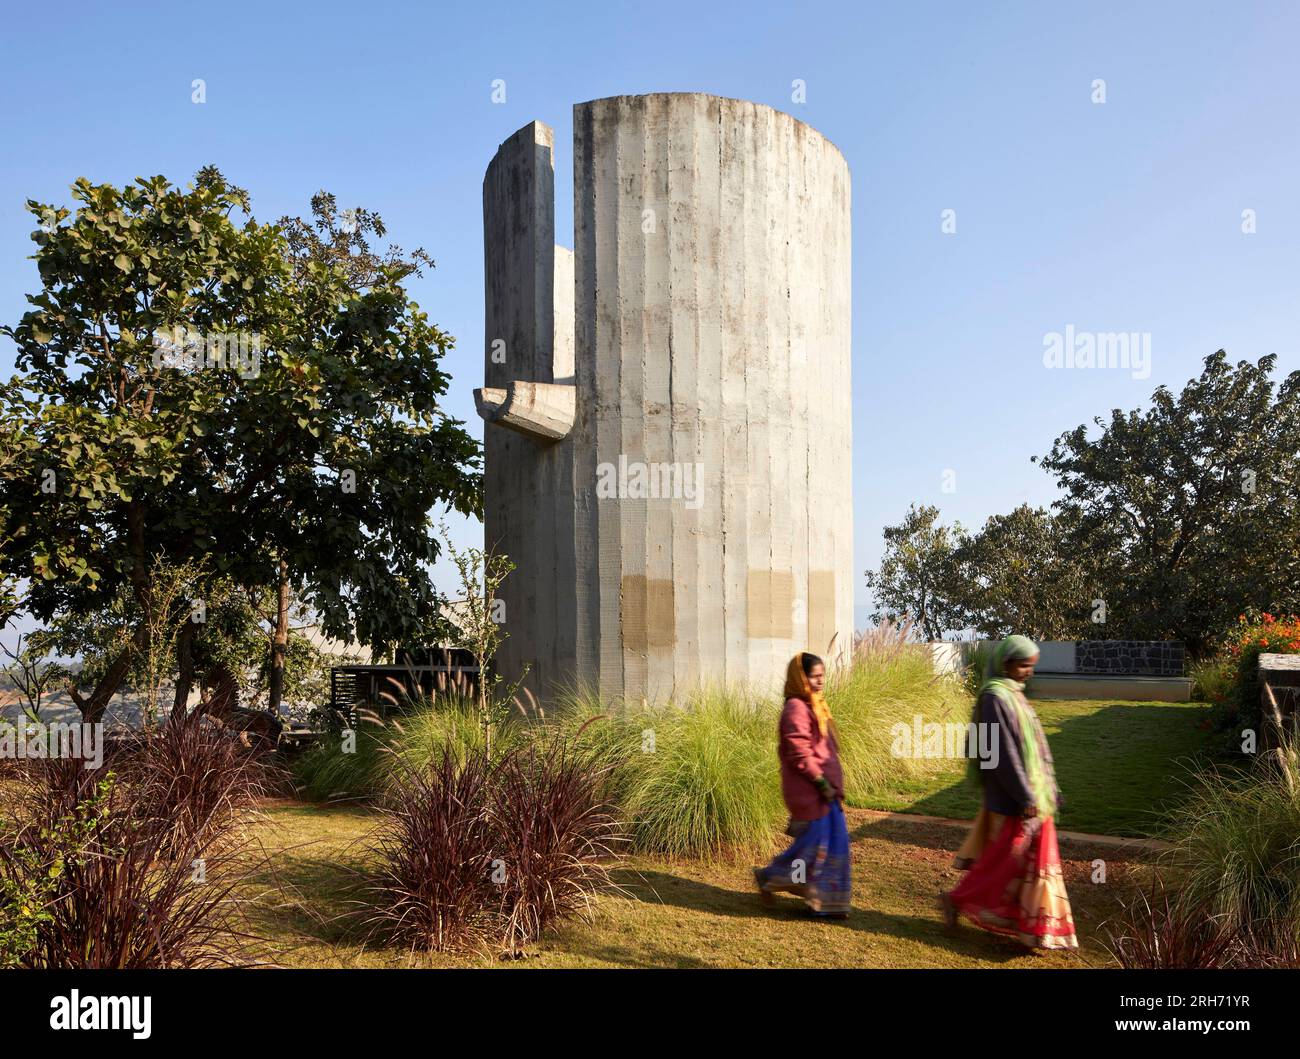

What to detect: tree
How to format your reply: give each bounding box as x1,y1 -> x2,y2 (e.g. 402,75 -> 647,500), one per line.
0,169 -> 481,721
952,504 -> 1095,640
0,634 -> 67,725
441,527 -> 523,758
864,504 -> 968,641
1036,351 -> 1300,652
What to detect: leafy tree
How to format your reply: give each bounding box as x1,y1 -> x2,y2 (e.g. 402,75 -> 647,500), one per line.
0,169 -> 481,721
1036,351 -> 1300,653
952,504 -> 1095,640
864,504 -> 968,641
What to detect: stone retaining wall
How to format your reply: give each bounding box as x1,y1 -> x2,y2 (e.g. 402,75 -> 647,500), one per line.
1075,640 -> 1185,677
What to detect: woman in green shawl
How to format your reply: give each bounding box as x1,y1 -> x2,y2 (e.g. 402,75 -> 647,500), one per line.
940,635 -> 1078,950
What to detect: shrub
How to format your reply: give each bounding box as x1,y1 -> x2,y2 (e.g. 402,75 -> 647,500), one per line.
1162,747 -> 1300,952
365,746 -> 501,954
365,739 -> 620,955
1102,874 -> 1238,969
124,710 -> 274,854
492,741 -> 621,955
0,763 -> 259,968
1208,612 -> 1300,733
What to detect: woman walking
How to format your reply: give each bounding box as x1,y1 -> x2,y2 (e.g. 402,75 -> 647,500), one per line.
753,653 -> 851,918
942,635 -> 1077,950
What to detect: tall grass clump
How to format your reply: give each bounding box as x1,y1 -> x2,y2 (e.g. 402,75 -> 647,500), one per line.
1102,873 -> 1239,969
0,725 -> 266,969
1163,748 -> 1300,948
290,710 -> 389,802
365,746 -> 501,954
365,740 -> 620,956
125,709 -> 275,853
491,741 -> 622,956
292,694 -> 526,802
830,622 -> 968,799
623,689 -> 781,859
543,623 -> 966,859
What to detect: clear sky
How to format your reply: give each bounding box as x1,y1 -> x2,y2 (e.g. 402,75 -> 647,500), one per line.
1,0 -> 1297,634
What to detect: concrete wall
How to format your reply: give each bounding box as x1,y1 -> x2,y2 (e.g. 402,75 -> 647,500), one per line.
482,94 -> 853,703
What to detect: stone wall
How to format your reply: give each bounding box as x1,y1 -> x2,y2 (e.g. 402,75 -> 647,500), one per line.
1075,640 -> 1185,676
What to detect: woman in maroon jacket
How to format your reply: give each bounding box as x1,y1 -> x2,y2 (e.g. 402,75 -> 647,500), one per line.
753,653 -> 851,918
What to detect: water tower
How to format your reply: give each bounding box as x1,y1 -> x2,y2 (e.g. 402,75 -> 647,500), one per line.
476,93 -> 852,702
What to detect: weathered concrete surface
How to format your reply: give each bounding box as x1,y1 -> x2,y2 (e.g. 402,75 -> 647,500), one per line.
474,381 -> 575,440
481,94 -> 853,703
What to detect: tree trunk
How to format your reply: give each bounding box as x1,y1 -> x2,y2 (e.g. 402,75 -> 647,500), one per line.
69,643 -> 134,725
267,556 -> 289,716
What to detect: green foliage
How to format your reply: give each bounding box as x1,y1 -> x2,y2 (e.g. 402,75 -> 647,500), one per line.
439,526 -> 523,756
1036,351 -> 1300,653
1203,612 -> 1300,735
951,504 -> 1095,640
0,169 -> 481,715
864,503 -> 968,640
0,773 -> 116,969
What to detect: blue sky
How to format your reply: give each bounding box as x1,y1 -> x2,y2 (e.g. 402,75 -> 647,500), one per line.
1,0 -> 1297,633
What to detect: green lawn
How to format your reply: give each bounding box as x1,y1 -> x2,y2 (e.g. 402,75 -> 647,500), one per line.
244,800 -> 1144,968
850,698 -> 1212,838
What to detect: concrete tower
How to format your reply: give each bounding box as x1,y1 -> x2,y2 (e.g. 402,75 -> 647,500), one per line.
476,93 -> 852,703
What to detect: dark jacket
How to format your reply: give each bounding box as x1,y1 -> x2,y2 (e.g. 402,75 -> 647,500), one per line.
976,689 -> 1059,817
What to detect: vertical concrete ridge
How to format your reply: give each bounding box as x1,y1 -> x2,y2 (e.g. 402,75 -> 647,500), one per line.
489,93 -> 851,704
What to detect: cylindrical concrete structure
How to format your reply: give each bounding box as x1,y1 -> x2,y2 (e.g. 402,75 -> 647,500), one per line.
480,93 -> 852,703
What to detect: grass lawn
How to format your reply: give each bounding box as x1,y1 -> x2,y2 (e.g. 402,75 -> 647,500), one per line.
243,800 -> 1145,969
850,698 -> 1212,838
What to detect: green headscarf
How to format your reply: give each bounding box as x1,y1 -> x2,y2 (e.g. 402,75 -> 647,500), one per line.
966,635 -> 1057,817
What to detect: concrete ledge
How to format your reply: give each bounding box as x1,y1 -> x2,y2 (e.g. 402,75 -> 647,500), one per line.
474,380 -> 575,441
1028,673 -> 1193,702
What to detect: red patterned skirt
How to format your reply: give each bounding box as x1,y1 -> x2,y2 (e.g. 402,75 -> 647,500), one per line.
947,808 -> 1078,950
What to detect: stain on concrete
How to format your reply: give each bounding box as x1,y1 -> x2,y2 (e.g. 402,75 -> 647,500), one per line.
621,574 -> 676,650
747,569 -> 795,639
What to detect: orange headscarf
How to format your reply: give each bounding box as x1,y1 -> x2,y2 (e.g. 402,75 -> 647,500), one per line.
784,653 -> 833,738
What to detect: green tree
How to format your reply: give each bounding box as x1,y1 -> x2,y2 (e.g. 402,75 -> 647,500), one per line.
1036,351 -> 1300,652
952,504 -> 1095,640
864,503 -> 967,641
0,170 -> 480,721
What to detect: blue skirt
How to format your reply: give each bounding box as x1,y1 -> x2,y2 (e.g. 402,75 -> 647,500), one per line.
756,800 -> 851,916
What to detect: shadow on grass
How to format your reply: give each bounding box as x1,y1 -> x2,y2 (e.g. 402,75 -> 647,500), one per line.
243,845 -> 375,956
612,867 -> 1039,965
874,701 -> 1213,839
